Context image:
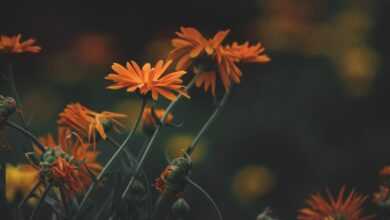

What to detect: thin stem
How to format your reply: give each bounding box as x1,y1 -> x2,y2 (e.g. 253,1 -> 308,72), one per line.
6,63 -> 27,126
185,88 -> 231,156
18,180 -> 42,209
5,120 -> 46,152
120,126 -> 160,199
30,183 -> 53,220
59,186 -> 69,218
120,76 -> 197,199
77,98 -> 146,214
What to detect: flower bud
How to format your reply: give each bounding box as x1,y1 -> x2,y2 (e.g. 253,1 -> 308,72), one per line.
172,198 -> 190,218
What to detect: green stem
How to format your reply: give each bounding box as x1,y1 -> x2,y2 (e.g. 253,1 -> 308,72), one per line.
185,88 -> 231,156
77,98 -> 146,215
7,63 -> 27,126
19,180 -> 42,209
29,183 -> 53,220
5,120 -> 46,152
120,76 -> 197,199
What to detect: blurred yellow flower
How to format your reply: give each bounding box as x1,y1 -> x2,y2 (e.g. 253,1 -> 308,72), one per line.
165,134 -> 207,163
339,47 -> 379,96
232,165 -> 275,203
6,164 -> 38,204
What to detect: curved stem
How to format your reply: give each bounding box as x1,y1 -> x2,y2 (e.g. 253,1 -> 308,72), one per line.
6,63 -> 27,126
5,120 -> 46,152
120,76 -> 197,199
185,88 -> 231,156
77,98 -> 146,214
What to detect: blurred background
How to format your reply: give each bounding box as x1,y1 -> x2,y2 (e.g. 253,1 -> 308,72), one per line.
1,0 -> 390,219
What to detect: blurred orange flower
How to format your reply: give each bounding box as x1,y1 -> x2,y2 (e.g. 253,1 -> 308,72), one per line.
58,103 -> 127,146
35,128 -> 101,198
379,166 -> 390,176
169,27 -> 270,96
0,34 -> 41,54
225,42 -> 271,63
105,59 -> 189,101
141,106 -> 173,135
298,186 -> 372,220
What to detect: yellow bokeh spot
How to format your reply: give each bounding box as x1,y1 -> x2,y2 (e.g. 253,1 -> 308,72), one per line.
165,134 -> 208,163
6,164 -> 39,204
232,165 -> 275,203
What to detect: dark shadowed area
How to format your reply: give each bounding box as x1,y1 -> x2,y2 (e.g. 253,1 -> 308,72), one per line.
1,0 -> 390,219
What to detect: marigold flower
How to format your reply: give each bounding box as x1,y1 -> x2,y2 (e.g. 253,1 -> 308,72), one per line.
105,59 -> 189,101
168,27 -> 270,96
58,103 -> 127,146
298,186 -> 373,220
0,34 -> 41,54
225,42 -> 271,63
141,107 -> 173,135
34,128 -> 101,198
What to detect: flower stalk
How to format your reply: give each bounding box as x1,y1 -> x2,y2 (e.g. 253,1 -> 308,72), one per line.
77,97 -> 146,214
119,76 -> 197,200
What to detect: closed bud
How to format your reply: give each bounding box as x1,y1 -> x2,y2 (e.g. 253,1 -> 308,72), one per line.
141,107 -> 173,136
172,198 -> 191,218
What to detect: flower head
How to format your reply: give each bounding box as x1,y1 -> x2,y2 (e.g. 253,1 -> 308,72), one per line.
58,103 -> 127,146
298,186 -> 373,220
105,59 -> 189,101
0,34 -> 41,54
142,107 -> 174,135
225,42 -> 271,63
168,27 -> 270,96
34,128 -> 101,198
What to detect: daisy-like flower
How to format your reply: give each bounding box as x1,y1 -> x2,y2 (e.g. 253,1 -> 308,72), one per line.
33,128 -> 101,198
225,42 -> 271,63
141,106 -> 173,135
105,59 -> 189,101
298,186 -> 373,220
58,103 -> 127,147
0,34 -> 41,54
168,27 -> 270,96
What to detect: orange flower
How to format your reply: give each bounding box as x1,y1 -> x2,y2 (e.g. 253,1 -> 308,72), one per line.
105,59 -> 189,101
0,34 -> 41,54
35,128 -> 101,198
58,103 -> 127,146
168,27 -> 270,96
225,42 -> 271,63
154,165 -> 175,193
298,187 -> 373,220
141,107 -> 173,135
379,166 -> 390,176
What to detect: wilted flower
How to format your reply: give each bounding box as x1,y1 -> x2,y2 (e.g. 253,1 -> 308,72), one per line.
58,103 -> 127,146
298,186 -> 373,220
168,27 -> 270,96
33,128 -> 101,198
141,106 -> 173,135
154,157 -> 191,195
105,59 -> 189,101
0,34 -> 41,54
